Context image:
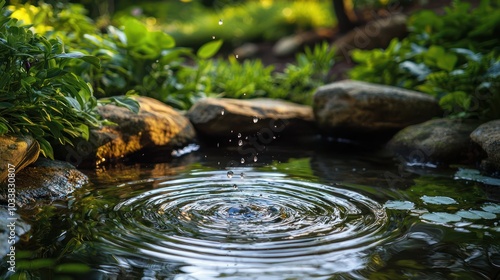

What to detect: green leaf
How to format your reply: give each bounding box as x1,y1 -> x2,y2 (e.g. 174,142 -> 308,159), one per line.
437,52 -> 457,72
197,40 -> 223,59
150,31 -> 175,49
54,52 -> 100,68
123,18 -> 148,46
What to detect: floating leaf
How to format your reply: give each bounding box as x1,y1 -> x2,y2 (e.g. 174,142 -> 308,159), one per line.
421,195 -> 457,205
421,212 -> 461,224
482,203 -> 500,214
384,200 -> 415,210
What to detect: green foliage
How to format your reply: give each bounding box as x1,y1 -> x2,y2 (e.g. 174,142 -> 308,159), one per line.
0,1 -> 138,158
348,0 -> 500,120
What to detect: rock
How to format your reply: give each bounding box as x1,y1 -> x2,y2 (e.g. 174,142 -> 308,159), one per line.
387,118 -> 482,166
0,135 -> 40,183
470,120 -> 500,176
57,96 -> 197,167
186,98 -> 318,141
313,80 -> 442,139
334,14 -> 408,60
0,158 -> 89,207
273,28 -> 333,57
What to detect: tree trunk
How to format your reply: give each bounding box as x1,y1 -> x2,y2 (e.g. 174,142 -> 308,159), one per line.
332,0 -> 356,34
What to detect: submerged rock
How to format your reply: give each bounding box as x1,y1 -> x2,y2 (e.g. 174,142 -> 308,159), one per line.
0,158 -> 89,207
186,98 -> 318,141
57,96 -> 196,167
313,80 -> 441,139
470,120 -> 500,176
0,135 -> 39,183
387,118 -> 482,166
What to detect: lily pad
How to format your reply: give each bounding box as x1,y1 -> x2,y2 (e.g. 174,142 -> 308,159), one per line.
421,195 -> 457,205
421,212 -> 462,224
481,203 -> 500,214
384,200 -> 415,210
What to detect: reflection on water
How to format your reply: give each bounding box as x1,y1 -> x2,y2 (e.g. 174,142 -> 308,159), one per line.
2,144 -> 499,279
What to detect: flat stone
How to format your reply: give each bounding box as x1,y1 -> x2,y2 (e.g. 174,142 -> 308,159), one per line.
0,158 -> 89,207
470,120 -> 500,176
387,118 -> 482,165
186,98 -> 318,139
0,135 -> 40,183
313,80 -> 442,139
57,96 -> 196,167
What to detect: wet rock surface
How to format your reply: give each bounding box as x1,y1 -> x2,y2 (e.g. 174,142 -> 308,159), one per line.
313,80 -> 442,139
387,118 -> 482,165
470,120 -> 500,176
56,96 -> 196,167
0,135 -> 40,183
186,98 -> 318,140
0,158 -> 89,207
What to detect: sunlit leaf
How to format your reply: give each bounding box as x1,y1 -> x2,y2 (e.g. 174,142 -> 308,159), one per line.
197,39 -> 223,59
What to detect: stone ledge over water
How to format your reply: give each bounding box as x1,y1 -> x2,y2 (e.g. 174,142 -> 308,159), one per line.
313,80 -> 442,139
471,120 -> 500,177
387,118 -> 482,166
56,96 -> 196,167
186,98 -> 318,139
0,158 -> 88,207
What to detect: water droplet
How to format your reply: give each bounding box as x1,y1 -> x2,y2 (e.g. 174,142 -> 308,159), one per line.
221,109 -> 225,115
230,130 -> 233,133
212,35 -> 216,39
352,168 -> 357,172
237,133 -> 241,138
253,155 -> 258,162
240,172 -> 245,179
253,117 -> 258,123
238,140 -> 243,146
216,142 -> 220,147
241,158 -> 245,164
227,171 -> 234,179
233,184 -> 238,189
219,19 -> 223,25
229,139 -> 232,143
235,54 -> 239,58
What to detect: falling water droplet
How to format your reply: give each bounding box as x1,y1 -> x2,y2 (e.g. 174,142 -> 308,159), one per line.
240,172 -> 245,179
233,184 -> 238,189
216,142 -> 220,147
253,117 -> 258,123
227,171 -> 234,179
238,140 -> 243,146
212,36 -> 216,39
219,19 -> 223,25
241,158 -> 245,164
237,133 -> 241,138
235,54 -> 239,59
253,155 -> 258,162
229,139 -> 232,143
221,109 -> 225,115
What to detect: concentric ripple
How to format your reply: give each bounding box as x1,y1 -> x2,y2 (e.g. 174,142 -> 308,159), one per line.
94,170 -> 390,278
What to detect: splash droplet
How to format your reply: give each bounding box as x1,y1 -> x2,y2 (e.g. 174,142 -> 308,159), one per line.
227,171 -> 234,179
233,184 -> 238,189
240,172 -> 245,179
253,117 -> 258,123
221,109 -> 225,115
218,19 -> 223,25
216,142 -> 220,147
212,36 -> 216,39
238,140 -> 243,146
235,54 -> 239,59
241,158 -> 245,164
237,133 -> 241,138
253,155 -> 258,162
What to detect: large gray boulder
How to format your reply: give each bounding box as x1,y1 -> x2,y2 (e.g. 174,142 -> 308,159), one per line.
313,80 -> 442,139
186,98 -> 318,140
0,158 -> 89,207
0,135 -> 39,183
387,118 -> 481,165
470,120 -> 500,176
57,96 -> 197,167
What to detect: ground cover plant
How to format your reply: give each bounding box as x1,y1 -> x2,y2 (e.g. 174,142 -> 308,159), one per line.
348,0 -> 500,120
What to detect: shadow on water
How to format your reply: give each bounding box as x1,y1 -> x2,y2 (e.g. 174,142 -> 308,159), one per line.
2,140 -> 500,279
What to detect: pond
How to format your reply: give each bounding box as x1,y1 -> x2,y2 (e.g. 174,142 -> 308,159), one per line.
3,141 -> 500,279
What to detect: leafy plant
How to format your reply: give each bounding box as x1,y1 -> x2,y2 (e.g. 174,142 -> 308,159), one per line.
348,0 -> 500,120
0,1 -> 138,158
